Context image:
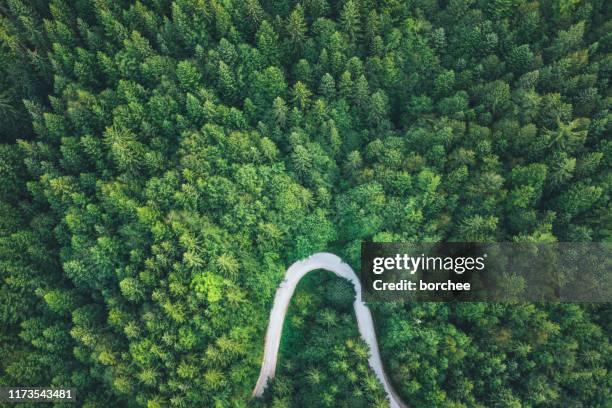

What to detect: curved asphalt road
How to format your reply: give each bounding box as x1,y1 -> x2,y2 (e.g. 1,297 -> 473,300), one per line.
252,252 -> 407,408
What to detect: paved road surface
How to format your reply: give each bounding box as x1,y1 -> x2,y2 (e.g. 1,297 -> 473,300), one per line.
252,252 -> 407,408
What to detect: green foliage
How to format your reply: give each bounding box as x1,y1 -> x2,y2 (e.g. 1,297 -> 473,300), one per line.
0,0 -> 610,407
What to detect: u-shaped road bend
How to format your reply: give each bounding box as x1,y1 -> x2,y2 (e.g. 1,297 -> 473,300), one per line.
251,252 -> 408,408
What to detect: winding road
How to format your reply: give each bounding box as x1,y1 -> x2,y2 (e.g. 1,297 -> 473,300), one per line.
252,252 -> 407,408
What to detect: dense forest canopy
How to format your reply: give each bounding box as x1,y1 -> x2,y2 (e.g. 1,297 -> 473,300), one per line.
0,0 -> 610,407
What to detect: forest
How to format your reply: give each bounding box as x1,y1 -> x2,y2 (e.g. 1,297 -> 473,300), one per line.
0,0 -> 610,406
